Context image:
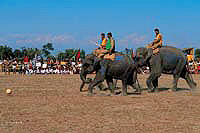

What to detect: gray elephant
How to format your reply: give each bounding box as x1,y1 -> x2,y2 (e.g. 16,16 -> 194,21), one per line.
80,53 -> 139,96
137,46 -> 197,92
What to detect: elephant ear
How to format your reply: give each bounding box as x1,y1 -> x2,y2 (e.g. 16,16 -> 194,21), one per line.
93,59 -> 101,70
82,62 -> 90,68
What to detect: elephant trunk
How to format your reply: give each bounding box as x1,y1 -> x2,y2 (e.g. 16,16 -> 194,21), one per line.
80,67 -> 91,83
80,68 -> 87,82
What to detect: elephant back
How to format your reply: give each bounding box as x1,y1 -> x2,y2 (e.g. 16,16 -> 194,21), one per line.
103,52 -> 130,62
160,46 -> 186,61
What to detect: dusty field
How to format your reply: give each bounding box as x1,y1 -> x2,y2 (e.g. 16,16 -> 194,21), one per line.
0,72 -> 200,132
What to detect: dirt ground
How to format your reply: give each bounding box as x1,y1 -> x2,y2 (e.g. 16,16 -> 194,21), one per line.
0,72 -> 200,132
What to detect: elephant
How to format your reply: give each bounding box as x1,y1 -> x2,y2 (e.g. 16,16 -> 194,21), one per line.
80,53 -> 139,96
137,46 -> 197,92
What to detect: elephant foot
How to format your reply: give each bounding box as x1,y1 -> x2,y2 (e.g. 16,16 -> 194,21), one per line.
110,91 -> 116,96
97,84 -> 104,91
88,88 -> 94,96
110,92 -> 118,96
154,88 -> 159,92
88,88 -> 93,95
172,88 -> 177,91
168,88 -> 177,92
101,87 -> 108,91
121,92 -> 127,96
121,94 -> 127,96
80,86 -> 84,92
87,93 -> 94,96
110,88 -> 115,94
134,90 -> 142,95
191,82 -> 197,89
115,91 -> 121,95
148,88 -> 154,93
148,87 -> 159,93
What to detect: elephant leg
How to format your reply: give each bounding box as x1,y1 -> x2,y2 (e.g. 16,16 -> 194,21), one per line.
172,58 -> 185,91
80,74 -> 87,92
106,78 -> 114,93
97,83 -> 104,91
80,82 -> 85,92
114,79 -> 118,90
181,71 -> 197,89
88,79 -> 104,94
147,73 -> 160,92
94,76 -> 106,91
152,76 -> 159,92
147,54 -> 161,92
122,80 -> 128,96
131,71 -> 141,93
88,69 -> 105,94
130,83 -> 141,94
172,75 -> 179,91
146,74 -> 154,91
185,73 -> 197,89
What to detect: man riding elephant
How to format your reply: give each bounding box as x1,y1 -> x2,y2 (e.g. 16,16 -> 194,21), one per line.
93,33 -> 107,56
98,32 -> 115,58
150,28 -> 163,53
145,28 -> 162,61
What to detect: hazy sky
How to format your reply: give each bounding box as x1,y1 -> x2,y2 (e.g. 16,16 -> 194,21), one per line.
0,0 -> 200,54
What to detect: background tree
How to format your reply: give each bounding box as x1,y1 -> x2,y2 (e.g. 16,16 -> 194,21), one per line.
21,46 -> 28,57
35,48 -> 42,56
1,45 -> 13,60
27,48 -> 34,60
0,45 -> 4,60
65,49 -> 74,58
0,44 -> 86,62
195,49 -> 200,59
42,43 -> 54,58
13,49 -> 22,59
57,49 -> 86,61
80,49 -> 85,59
57,52 -> 66,61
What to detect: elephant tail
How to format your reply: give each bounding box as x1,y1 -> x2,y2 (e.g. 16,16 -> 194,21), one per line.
183,62 -> 197,88
185,60 -> 191,73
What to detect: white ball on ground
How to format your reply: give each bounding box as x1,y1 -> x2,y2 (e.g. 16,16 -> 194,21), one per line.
5,88 -> 12,94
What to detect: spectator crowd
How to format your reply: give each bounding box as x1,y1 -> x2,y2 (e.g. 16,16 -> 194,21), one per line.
188,60 -> 200,74
0,56 -> 82,75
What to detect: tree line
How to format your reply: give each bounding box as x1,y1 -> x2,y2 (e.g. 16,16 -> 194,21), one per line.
0,43 -> 85,61
195,49 -> 200,59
